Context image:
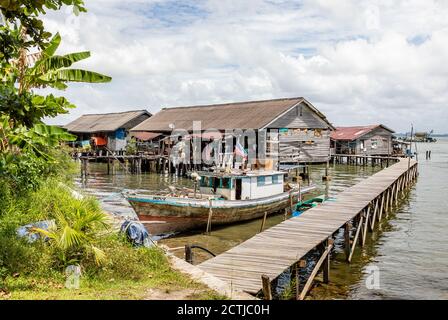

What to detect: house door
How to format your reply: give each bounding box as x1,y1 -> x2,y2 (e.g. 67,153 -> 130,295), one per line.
235,179 -> 242,200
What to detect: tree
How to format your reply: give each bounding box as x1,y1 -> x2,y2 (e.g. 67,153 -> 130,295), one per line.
0,1 -> 86,60
0,0 -> 111,191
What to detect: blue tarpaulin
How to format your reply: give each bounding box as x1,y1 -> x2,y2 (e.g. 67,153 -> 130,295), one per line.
115,128 -> 126,139
120,220 -> 154,248
17,220 -> 55,243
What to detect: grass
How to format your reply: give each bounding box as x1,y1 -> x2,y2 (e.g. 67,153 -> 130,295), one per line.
1,258 -> 223,300
0,176 -> 226,300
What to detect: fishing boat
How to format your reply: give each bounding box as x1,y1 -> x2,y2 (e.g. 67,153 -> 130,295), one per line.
126,170 -> 315,235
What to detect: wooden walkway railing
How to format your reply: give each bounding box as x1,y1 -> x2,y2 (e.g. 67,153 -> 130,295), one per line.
197,158 -> 418,299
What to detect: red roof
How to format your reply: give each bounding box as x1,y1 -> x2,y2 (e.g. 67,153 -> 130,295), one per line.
331,125 -> 394,141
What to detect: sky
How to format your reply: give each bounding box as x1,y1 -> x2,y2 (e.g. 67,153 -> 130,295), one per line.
42,0 -> 448,133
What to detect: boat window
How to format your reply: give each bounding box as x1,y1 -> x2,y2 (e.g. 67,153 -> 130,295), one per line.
257,176 -> 265,186
272,175 -> 281,184
222,178 -> 231,189
201,176 -> 212,187
265,176 -> 272,185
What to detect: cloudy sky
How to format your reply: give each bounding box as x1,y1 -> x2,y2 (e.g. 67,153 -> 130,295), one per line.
42,0 -> 448,133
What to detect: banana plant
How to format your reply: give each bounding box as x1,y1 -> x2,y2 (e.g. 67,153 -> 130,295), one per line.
21,32 -> 111,91
1,114 -> 76,159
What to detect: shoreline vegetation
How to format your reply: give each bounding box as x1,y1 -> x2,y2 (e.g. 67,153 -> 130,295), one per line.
0,1 -> 223,300
0,166 -> 223,300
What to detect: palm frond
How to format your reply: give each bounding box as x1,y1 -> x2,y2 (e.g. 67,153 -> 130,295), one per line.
90,245 -> 106,266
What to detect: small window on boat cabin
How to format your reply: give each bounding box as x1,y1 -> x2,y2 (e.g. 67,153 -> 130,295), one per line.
257,176 -> 265,186
265,176 -> 272,185
272,175 -> 282,184
200,176 -> 212,187
222,178 -> 231,189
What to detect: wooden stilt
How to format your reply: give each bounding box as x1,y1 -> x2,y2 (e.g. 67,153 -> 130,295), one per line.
260,211 -> 268,232
206,199 -> 213,234
362,206 -> 371,246
344,222 -> 351,260
322,239 -> 333,283
348,216 -> 363,262
298,241 -> 333,300
261,275 -> 272,300
370,198 -> 379,230
378,193 -> 385,221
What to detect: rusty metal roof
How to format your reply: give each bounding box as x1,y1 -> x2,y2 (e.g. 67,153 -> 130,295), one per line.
131,97 -> 333,132
331,125 -> 394,141
131,132 -> 162,141
64,110 -> 151,133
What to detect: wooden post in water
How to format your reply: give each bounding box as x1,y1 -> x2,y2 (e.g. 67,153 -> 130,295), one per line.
260,211 -> 268,232
185,245 -> 194,264
294,259 -> 306,300
344,222 -> 351,260
323,160 -> 331,181
261,275 -> 272,300
206,198 -> 213,234
322,238 -> 332,283
289,190 -> 294,214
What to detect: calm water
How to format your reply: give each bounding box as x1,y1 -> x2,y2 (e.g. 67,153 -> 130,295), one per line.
76,139 -> 448,299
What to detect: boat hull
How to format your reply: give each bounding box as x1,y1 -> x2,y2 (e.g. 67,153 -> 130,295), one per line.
127,186 -> 315,235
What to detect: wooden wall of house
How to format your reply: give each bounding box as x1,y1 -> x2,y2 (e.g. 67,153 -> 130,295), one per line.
267,103 -> 332,163
267,103 -> 330,129
355,128 -> 393,155
277,129 -> 331,163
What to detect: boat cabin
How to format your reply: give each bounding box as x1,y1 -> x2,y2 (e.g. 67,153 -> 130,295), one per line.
199,171 -> 286,201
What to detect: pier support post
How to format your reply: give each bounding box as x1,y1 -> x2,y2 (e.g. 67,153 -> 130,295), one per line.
344,222 -> 352,260
378,193 -> 385,222
260,211 -> 268,233
323,239 -> 332,283
348,216 -> 363,262
261,275 -> 272,300
370,198 -> 379,230
298,241 -> 333,300
323,160 -> 331,181
185,245 -> 194,264
206,199 -> 213,234
362,206 -> 371,246
294,259 -> 306,300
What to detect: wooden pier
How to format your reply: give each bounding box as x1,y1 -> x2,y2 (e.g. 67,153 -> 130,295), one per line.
197,158 -> 418,299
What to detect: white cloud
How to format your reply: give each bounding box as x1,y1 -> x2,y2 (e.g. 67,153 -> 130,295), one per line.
41,0 -> 448,133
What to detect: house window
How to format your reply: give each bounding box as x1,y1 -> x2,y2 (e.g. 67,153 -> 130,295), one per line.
257,176 -> 265,186
371,139 -> 378,149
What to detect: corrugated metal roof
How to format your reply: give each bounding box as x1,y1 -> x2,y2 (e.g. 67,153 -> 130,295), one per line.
64,110 -> 151,133
131,97 -> 333,132
331,125 -> 394,141
131,132 -> 162,141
